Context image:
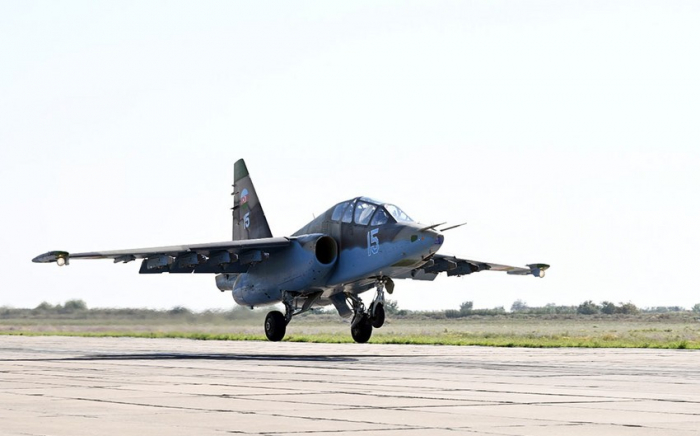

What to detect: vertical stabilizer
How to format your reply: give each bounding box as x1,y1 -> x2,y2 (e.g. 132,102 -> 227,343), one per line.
232,159 -> 273,240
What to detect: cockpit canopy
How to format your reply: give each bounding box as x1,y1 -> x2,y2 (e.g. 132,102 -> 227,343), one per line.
330,197 -> 413,226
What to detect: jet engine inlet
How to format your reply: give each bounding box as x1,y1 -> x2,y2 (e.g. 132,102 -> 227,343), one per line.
231,234 -> 339,306
315,235 -> 338,265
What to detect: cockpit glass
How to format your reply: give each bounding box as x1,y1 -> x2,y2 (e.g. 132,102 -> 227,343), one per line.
370,208 -> 389,226
385,204 -> 413,222
359,196 -> 384,205
331,201 -> 348,221
354,201 -> 376,225
342,200 -> 355,223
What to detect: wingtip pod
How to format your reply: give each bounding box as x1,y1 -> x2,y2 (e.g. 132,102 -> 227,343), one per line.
505,263 -> 549,277
32,251 -> 70,266
527,263 -> 550,278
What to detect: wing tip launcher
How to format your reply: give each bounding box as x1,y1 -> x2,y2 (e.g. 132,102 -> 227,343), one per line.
32,251 -> 70,266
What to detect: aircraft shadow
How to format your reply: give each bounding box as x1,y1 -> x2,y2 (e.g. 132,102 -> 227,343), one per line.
3,353 -> 359,363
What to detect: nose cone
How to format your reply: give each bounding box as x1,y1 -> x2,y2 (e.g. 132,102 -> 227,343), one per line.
418,228 -> 444,255
401,224 -> 445,259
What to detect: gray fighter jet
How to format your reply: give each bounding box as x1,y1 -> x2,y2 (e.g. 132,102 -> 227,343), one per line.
33,159 -> 549,343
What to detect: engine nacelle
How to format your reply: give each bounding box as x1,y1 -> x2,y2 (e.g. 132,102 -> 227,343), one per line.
230,234 -> 338,306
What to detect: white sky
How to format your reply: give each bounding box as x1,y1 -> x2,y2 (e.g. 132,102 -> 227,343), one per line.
1,1 -> 699,312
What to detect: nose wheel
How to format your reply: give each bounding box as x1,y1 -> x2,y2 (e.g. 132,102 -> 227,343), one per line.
369,278 -> 389,328
370,302 -> 385,328
348,295 -> 373,343
346,278 -> 394,343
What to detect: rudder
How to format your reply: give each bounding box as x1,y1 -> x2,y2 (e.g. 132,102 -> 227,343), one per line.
232,159 -> 273,240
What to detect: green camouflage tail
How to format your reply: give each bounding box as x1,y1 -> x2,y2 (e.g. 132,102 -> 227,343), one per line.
232,159 -> 273,240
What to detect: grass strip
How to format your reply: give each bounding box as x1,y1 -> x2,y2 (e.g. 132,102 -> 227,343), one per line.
2,330 -> 697,349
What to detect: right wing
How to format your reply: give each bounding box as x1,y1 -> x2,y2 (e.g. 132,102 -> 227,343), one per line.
32,237 -> 291,274
397,254 -> 549,281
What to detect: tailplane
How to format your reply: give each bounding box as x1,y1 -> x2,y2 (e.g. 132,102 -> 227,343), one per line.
232,159 -> 273,240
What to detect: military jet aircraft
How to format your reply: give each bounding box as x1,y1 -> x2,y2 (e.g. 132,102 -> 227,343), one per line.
33,159 -> 549,343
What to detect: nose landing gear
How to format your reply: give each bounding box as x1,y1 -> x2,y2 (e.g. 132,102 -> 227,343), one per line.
348,278 -> 393,343
370,302 -> 385,328
348,295 -> 372,343
369,287 -> 385,329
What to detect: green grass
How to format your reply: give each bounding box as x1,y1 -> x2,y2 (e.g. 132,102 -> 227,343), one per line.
2,310 -> 699,349
2,329 -> 698,349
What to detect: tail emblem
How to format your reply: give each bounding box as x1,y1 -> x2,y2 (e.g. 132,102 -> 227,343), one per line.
240,189 -> 249,209
240,188 -> 251,229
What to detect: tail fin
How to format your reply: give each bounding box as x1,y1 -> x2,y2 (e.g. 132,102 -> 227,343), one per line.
232,159 -> 273,240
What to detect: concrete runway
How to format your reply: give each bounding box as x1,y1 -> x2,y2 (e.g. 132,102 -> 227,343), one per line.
1,336 -> 699,435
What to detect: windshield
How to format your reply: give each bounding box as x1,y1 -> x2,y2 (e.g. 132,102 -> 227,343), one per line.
385,204 -> 413,222
354,201 -> 377,225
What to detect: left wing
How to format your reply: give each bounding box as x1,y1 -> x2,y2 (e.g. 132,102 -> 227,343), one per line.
397,254 -> 549,281
32,237 -> 291,274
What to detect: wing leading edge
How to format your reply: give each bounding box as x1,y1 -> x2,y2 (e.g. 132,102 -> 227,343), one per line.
398,254 -> 549,281
32,237 -> 291,274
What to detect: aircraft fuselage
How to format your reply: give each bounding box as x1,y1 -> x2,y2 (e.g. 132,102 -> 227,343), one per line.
226,197 -> 443,307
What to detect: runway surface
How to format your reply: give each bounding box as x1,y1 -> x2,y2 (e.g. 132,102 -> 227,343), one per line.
1,336 -> 699,435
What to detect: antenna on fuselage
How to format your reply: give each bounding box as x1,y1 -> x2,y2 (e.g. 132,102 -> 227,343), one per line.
419,222 -> 447,232
440,222 -> 467,232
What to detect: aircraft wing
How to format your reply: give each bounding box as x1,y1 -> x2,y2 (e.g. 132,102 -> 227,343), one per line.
32,237 -> 291,274
398,254 -> 549,281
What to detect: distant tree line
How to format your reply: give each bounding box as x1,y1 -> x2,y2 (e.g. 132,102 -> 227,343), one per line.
0,299 -> 265,321
511,300 -> 700,316
444,301 -> 506,318
406,300 -> 700,319
1,299 -> 699,320
33,299 -> 88,313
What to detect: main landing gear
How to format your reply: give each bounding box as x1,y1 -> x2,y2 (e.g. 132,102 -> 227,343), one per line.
264,291 -> 321,342
264,311 -> 286,341
263,280 -> 393,343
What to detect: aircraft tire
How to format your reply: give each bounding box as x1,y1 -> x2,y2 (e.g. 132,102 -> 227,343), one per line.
264,311 -> 286,342
371,303 -> 385,328
350,314 -> 373,343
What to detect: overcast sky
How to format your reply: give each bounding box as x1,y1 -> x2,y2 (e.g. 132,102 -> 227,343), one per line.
1,1 -> 699,312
